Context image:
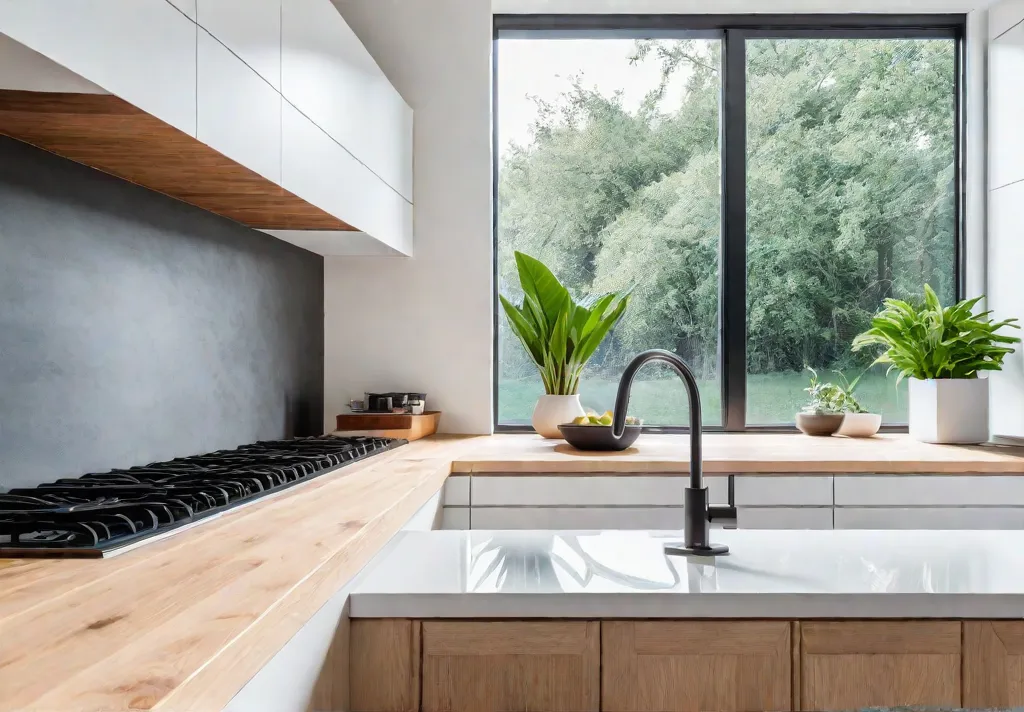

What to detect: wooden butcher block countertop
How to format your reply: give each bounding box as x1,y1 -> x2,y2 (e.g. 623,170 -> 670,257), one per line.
453,432 -> 1024,474
0,436 -> 481,712
3,432 -> 1024,712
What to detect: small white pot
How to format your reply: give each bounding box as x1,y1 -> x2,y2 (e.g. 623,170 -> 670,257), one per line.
909,377 -> 989,444
837,412 -> 882,438
532,394 -> 586,439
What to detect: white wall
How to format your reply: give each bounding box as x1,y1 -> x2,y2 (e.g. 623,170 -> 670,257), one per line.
324,0 -> 493,434
988,0 -> 1024,439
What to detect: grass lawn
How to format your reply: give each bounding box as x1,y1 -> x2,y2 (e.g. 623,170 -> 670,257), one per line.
498,370 -> 907,426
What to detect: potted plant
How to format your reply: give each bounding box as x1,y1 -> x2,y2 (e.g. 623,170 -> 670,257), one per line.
832,372 -> 882,438
852,285 -> 1021,444
500,251 -> 631,438
796,367 -> 847,436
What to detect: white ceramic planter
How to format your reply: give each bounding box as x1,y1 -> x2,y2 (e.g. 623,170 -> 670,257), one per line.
909,377 -> 989,444
532,394 -> 586,439
837,412 -> 882,438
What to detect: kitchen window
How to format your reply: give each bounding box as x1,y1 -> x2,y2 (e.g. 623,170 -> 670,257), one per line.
493,15 -> 964,431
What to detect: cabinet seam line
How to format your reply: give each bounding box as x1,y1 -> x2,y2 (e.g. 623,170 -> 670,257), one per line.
195,20 -> 411,204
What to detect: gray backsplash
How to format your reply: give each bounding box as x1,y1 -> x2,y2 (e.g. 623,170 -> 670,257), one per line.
0,136 -> 324,491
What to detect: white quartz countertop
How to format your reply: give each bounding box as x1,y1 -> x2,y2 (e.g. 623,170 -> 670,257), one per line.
349,529 -> 1024,619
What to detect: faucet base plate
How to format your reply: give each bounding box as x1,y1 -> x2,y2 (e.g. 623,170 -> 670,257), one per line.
664,542 -> 730,557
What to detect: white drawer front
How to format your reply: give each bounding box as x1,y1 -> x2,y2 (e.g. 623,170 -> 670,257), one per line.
737,507 -> 833,530
441,507 -> 470,530
734,476 -> 833,506
470,507 -> 685,530
834,507 -> 1024,529
471,476 -> 713,507
442,476 -> 470,506
834,476 -> 1024,506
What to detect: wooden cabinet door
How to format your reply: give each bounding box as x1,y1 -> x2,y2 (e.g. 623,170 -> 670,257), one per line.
602,621 -> 792,712
964,621 -> 1024,708
421,621 -> 599,712
800,621 -> 961,710
349,619 -> 420,712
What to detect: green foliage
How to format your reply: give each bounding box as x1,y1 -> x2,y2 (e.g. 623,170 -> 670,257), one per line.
498,37 -> 959,399
852,285 -> 1021,382
500,252 -> 631,395
802,367 -> 865,415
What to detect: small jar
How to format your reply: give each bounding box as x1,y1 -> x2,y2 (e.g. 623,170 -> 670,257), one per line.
407,394 -> 426,415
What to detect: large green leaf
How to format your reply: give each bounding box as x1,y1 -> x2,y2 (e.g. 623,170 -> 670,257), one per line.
852,284 -> 1022,380
499,295 -> 544,367
515,251 -> 569,335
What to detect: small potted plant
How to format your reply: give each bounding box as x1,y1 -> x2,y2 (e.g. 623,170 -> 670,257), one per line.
852,285 -> 1021,444
500,251 -> 632,439
796,367 -> 846,436
833,372 -> 882,438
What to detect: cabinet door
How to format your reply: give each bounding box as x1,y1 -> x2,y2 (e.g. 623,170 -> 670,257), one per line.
197,0 -> 280,89
736,507 -> 833,530
734,476 -> 833,507
964,621 -> 1024,708
197,30 -> 281,183
282,102 -> 412,253
988,180 -> 1024,439
801,621 -> 960,710
0,0 -> 197,135
833,475 -> 1024,506
990,21 -> 1024,190
602,621 -> 791,712
834,506 -> 1024,529
470,506 -> 686,530
281,0 -> 413,201
350,619 -> 420,712
421,621 -> 599,712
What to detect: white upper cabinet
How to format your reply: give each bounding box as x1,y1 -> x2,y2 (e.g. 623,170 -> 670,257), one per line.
282,0 -> 413,202
282,102 -> 413,254
197,0 -> 280,90
197,30 -> 281,183
167,0 -> 196,21
990,21 -> 1024,190
0,0 -> 197,136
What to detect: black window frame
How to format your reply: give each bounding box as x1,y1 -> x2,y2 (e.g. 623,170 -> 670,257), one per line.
492,14 -> 967,433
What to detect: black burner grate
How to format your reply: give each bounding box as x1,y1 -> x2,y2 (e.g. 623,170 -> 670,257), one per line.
0,435 -> 405,557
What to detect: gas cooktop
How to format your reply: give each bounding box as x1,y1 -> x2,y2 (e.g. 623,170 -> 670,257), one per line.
0,435 -> 405,558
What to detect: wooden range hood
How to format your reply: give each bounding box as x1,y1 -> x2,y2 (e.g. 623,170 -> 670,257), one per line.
0,89 -> 357,231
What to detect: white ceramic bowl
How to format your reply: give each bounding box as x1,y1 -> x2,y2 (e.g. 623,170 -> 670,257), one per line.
838,412 -> 882,438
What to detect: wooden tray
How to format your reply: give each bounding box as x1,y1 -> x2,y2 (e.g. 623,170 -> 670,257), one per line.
334,411 -> 441,441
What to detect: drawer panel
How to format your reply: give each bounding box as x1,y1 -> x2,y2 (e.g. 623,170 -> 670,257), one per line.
470,506 -> 686,530
734,476 -> 833,506
834,507 -> 1024,529
834,476 -> 1024,506
737,507 -> 833,530
441,507 -> 470,530
443,475 -> 470,506
471,476 -> 729,507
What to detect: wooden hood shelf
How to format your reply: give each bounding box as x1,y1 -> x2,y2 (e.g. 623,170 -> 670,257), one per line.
0,90 -> 356,231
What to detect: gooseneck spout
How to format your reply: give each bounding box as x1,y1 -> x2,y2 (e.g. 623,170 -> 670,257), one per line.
612,349 -> 728,557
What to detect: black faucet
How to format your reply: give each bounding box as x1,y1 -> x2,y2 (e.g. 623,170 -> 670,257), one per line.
612,349 -> 728,557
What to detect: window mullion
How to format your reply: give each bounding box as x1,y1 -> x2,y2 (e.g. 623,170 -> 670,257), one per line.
720,29 -> 747,431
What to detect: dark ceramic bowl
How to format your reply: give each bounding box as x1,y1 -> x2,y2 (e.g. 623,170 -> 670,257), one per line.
557,424 -> 642,451
795,412 -> 844,436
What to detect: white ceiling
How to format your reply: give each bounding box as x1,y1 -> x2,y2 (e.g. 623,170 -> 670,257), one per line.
493,0 -> 998,13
